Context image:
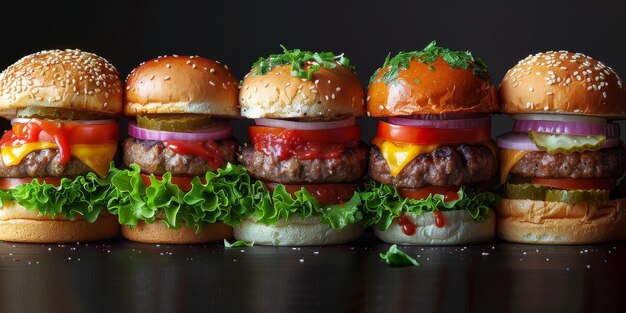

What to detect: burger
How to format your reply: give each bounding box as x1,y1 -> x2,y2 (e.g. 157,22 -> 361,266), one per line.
235,46 -> 366,246
497,51 -> 626,244
0,49 -> 122,243
362,41 -> 499,245
109,55 -> 250,244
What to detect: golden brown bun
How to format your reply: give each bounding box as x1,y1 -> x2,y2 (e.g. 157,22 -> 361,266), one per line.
0,201 -> 118,243
125,55 -> 239,118
122,220 -> 233,244
233,216 -> 363,246
239,64 -> 364,120
374,210 -> 495,245
367,57 -> 498,117
500,51 -> 626,118
0,49 -> 123,119
496,198 -> 626,244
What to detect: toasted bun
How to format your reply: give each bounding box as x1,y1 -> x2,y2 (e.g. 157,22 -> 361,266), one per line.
0,49 -> 123,119
233,216 -> 363,246
367,58 -> 498,117
499,51 -> 626,118
374,210 -> 495,245
239,64 -> 364,120
496,198 -> 626,244
125,55 -> 239,118
121,220 -> 233,244
0,201 -> 119,243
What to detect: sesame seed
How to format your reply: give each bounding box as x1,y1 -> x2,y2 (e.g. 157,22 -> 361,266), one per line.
314,79 -> 320,84
529,87 -> 534,92
264,82 -> 269,87
210,81 -> 216,86
336,87 -> 341,92
149,74 -> 155,80
210,68 -> 215,73
163,76 -> 170,81
544,106 -> 549,111
166,64 -> 171,68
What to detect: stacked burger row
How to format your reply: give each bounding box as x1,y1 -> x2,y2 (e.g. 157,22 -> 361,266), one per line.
0,43 -> 624,246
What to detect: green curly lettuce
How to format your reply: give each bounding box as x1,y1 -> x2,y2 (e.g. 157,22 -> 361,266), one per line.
251,183 -> 363,229
360,181 -> 498,231
106,163 -> 257,233
0,172 -> 112,222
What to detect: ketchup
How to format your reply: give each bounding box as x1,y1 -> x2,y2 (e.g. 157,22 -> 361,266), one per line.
253,130 -> 356,161
396,214 -> 416,236
164,140 -> 223,170
0,119 -> 72,164
433,210 -> 445,228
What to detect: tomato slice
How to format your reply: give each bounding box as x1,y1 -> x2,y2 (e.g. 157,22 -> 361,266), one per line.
377,120 -> 490,145
400,186 -> 460,202
530,177 -> 616,190
140,173 -> 206,192
249,125 -> 361,144
0,177 -> 63,190
263,182 -> 358,205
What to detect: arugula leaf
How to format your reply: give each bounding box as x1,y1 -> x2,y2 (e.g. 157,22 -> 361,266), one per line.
251,183 -> 363,229
379,244 -> 419,267
0,170 -> 113,222
252,45 -> 355,80
224,239 -> 254,248
360,181 -> 498,230
107,163 -> 256,233
373,40 -> 492,86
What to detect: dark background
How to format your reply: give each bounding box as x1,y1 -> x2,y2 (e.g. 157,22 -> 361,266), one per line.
2,1 -> 626,312
2,0 -> 626,141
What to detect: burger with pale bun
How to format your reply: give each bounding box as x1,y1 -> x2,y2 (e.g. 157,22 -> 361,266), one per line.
235,46 -> 366,246
362,41 -> 499,245
497,51 -> 626,244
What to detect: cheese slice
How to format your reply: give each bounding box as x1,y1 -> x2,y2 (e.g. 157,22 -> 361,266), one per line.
372,137 -> 439,177
373,137 -> 500,178
70,143 -> 117,177
1,142 -> 117,178
1,142 -> 58,166
499,148 -> 531,184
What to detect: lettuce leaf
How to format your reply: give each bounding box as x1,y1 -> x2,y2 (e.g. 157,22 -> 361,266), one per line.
107,163 -> 256,233
251,183 -> 363,229
360,181 -> 498,231
379,244 -> 419,267
0,171 -> 112,222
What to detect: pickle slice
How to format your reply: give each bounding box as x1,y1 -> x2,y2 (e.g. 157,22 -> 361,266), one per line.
137,114 -> 214,131
506,183 -> 547,200
17,107 -> 114,120
545,189 -> 610,203
528,130 -> 605,154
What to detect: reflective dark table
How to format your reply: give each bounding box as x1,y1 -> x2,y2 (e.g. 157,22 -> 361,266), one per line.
1,231 -> 624,313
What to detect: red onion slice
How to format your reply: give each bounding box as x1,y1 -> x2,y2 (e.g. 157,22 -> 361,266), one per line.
388,116 -> 490,129
496,132 -> 621,151
254,117 -> 355,130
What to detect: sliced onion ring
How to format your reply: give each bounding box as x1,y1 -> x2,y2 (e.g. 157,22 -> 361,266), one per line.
128,122 -> 232,141
254,117 -> 355,130
11,118 -> 117,125
511,113 -> 607,124
388,116 -> 490,129
513,119 -> 620,137
496,132 -> 621,151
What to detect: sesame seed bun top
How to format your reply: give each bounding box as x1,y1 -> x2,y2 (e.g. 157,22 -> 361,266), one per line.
367,57 -> 498,117
0,49 -> 123,119
239,63 -> 365,121
124,55 -> 240,118
499,51 -> 626,119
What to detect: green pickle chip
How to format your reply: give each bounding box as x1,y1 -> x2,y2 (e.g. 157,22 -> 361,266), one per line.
137,114 -> 214,131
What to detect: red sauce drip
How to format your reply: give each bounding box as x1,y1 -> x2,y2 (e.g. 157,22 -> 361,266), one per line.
433,210 -> 445,228
444,191 -> 459,202
164,140 -> 223,170
0,119 -> 72,164
253,130 -> 355,161
397,214 -> 416,236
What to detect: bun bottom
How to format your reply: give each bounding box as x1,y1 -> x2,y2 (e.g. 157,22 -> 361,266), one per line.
0,216 -> 119,243
233,216 -> 363,246
374,210 -> 495,245
122,221 -> 233,244
497,198 -> 626,244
